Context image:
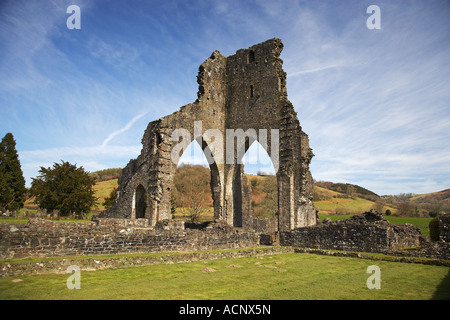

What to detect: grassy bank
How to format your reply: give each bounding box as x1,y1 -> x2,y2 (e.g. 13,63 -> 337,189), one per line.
0,251 -> 448,300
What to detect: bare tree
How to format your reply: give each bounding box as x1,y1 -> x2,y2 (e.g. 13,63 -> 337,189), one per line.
346,185 -> 356,199
372,197 -> 386,212
179,179 -> 208,223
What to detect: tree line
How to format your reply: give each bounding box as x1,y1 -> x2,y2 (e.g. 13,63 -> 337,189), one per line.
0,133 -> 97,217
3,132 -> 447,219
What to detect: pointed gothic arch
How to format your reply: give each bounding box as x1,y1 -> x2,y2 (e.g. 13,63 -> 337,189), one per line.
99,38 -> 317,231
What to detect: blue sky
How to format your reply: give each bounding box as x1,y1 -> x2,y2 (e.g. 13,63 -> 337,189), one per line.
1,0 -> 449,195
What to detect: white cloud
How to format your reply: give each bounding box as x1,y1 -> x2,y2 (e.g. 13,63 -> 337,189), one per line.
101,112 -> 148,147
279,1 -> 450,195
2,0 -> 449,196
288,64 -> 343,77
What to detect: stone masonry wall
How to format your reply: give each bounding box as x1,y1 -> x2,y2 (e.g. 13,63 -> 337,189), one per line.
280,210 -> 424,254
98,38 -> 317,232
0,219 -> 259,259
439,213 -> 450,243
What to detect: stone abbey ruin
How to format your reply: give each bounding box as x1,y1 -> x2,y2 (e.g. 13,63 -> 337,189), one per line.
97,38 -> 317,232
1,39 -> 449,271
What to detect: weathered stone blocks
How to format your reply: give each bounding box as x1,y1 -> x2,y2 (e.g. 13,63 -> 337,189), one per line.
0,218 -> 259,259
280,210 -> 424,254
97,38 -> 317,232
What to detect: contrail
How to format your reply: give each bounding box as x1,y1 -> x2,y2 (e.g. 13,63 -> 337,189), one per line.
288,64 -> 342,77
101,112 -> 148,147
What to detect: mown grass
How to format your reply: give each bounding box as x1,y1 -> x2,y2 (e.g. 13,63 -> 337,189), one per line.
0,252 -> 448,300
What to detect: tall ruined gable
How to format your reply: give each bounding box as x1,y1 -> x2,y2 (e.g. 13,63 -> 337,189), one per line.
97,38 -> 317,231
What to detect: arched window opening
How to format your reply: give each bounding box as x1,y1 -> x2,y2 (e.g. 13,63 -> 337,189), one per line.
173,140 -> 214,224
241,141 -> 277,220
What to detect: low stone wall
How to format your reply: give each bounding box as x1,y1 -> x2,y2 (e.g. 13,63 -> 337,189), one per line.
280,210 -> 424,254
253,218 -> 278,234
0,218 -> 259,259
2,212 -> 448,263
439,213 -> 450,243
1,247 -> 293,277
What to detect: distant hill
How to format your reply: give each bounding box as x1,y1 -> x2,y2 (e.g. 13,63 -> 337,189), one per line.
314,181 -> 379,201
90,167 -> 448,217
89,168 -> 122,182
382,189 -> 450,217
410,189 -> 450,203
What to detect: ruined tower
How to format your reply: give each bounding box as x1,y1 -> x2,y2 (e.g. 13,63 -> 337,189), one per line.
97,38 -> 317,231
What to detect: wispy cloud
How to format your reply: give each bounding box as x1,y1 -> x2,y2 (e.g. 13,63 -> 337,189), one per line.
288,64 -> 343,77
101,112 -> 148,148
2,0 -> 449,195
279,1 -> 450,195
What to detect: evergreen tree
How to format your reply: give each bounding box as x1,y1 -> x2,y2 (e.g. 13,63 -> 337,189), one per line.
31,160 -> 97,216
0,133 -> 26,212
103,187 -> 117,209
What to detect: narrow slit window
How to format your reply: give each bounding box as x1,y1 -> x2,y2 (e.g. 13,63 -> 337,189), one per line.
250,85 -> 254,97
248,50 -> 255,63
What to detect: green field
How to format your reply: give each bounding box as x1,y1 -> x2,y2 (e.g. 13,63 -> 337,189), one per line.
0,251 -> 448,300
92,179 -> 118,211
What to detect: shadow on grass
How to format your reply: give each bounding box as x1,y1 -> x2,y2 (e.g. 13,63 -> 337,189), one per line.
432,269 -> 450,300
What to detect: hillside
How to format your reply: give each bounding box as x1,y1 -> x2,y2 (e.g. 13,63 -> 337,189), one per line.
312,183 -> 394,216
245,175 -> 390,217
314,181 -> 379,201
89,168 -> 448,218
383,189 -> 450,217
410,189 -> 450,202
89,168 -> 122,182
93,179 -> 119,211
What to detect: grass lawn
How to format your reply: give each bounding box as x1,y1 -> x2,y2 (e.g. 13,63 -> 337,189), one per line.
1,252 -> 448,300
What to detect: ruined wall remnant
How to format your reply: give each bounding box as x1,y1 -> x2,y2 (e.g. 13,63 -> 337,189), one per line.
0,218 -> 259,260
96,38 -> 317,231
279,210 -> 424,253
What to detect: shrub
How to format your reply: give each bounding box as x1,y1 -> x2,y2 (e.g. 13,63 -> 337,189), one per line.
31,161 -> 97,216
